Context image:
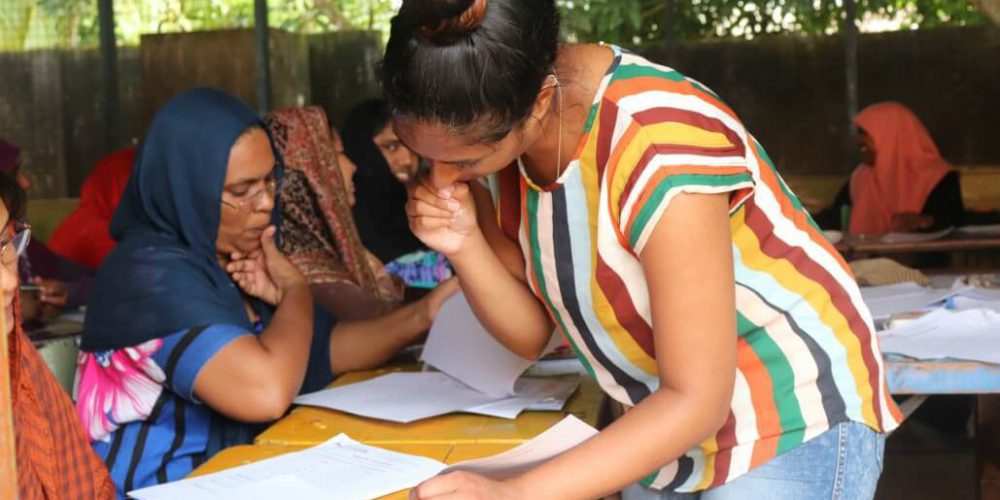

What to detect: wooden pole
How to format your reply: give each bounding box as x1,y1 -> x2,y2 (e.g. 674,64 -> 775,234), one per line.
0,285 -> 18,499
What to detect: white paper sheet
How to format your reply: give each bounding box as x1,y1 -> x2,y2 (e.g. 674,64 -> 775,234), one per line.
421,292 -> 561,397
128,434 -> 447,500
951,296 -> 1000,313
861,281 -> 1000,320
955,224 -> 1000,237
878,308 -> 1000,364
224,476 -> 327,500
525,358 -> 589,377
860,282 -> 956,319
464,377 -> 581,418
129,416 -> 598,500
878,227 -> 953,244
294,372 -> 497,423
443,414 -> 599,480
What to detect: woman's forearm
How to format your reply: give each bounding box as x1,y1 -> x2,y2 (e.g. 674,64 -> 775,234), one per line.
449,231 -> 554,359
511,384 -> 732,499
327,300 -> 426,374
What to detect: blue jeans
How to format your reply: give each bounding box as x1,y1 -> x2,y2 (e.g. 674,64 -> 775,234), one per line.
623,421 -> 885,500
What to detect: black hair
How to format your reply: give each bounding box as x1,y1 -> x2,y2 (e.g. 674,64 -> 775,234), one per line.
341,98 -> 392,141
381,0 -> 561,142
0,172 -> 26,223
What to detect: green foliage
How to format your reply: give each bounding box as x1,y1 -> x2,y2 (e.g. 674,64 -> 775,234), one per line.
558,0 -> 988,44
0,0 -> 990,52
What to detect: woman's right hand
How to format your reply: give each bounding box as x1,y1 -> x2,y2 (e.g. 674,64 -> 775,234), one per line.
407,178 -> 479,257
227,226 -> 306,305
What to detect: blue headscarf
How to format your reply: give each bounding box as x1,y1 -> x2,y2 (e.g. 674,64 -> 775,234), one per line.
82,88 -> 270,350
82,88 -> 334,388
81,88 -> 336,452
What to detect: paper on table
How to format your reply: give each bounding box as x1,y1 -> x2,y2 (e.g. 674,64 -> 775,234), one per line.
128,434 -> 447,500
519,376 -> 581,411
956,224 -> 1000,237
464,377 -> 581,419
860,282 -> 956,319
421,292 -> 562,397
294,372 -> 497,423
443,414 -> 599,480
224,476 -> 327,500
130,416 -> 598,500
878,308 -> 1000,364
951,296 -> 1000,313
879,227 -> 953,244
525,358 -> 588,377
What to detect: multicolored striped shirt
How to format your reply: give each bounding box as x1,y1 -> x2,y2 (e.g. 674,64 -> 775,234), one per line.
486,45 -> 901,492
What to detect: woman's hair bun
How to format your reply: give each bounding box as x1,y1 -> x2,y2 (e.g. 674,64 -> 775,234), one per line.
406,0 -> 489,41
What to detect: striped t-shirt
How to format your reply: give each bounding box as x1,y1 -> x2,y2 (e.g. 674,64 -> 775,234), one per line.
487,45 -> 901,492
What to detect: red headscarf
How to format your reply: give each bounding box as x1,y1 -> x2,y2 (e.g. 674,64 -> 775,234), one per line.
49,147 -> 135,269
0,138 -> 19,175
848,102 -> 954,235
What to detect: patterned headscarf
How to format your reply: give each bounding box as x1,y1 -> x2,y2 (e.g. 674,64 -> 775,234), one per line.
265,107 -> 401,303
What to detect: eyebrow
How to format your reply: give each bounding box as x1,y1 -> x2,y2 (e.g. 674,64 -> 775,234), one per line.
440,153 -> 490,166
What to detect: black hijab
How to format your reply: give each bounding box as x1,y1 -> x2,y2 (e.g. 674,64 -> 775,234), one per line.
341,98 -> 423,263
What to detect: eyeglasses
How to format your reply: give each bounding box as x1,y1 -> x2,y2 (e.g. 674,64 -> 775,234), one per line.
221,174 -> 281,212
0,221 -> 30,267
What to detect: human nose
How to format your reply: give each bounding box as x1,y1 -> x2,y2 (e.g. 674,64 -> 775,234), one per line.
254,188 -> 275,213
428,162 -> 463,191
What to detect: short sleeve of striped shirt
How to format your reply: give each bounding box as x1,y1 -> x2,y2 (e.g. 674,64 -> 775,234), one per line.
616,112 -> 756,256
150,324 -> 251,403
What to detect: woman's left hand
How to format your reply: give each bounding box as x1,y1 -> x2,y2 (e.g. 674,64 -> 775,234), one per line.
227,250 -> 279,304
410,471 -> 525,500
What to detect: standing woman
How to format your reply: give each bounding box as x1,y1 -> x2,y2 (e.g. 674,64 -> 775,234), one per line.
386,1 -> 901,498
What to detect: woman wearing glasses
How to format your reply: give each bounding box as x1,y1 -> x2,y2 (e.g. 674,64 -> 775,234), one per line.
0,173 -> 116,499
74,88 -> 443,497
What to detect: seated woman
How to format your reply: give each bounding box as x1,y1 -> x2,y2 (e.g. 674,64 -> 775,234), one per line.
0,173 -> 115,499
265,106 -> 458,320
50,147 -> 136,270
814,102 -> 964,234
342,99 -> 452,289
0,138 -> 93,320
75,89 -> 457,497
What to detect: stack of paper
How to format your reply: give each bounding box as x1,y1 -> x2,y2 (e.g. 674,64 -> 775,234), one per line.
295,372 -> 580,423
878,308 -> 1000,364
860,282 -> 957,320
295,293 -> 579,422
861,280 -> 1000,320
129,415 -> 599,500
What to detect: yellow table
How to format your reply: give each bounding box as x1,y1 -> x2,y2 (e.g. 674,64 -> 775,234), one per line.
254,366 -> 605,447
190,366 -> 603,499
